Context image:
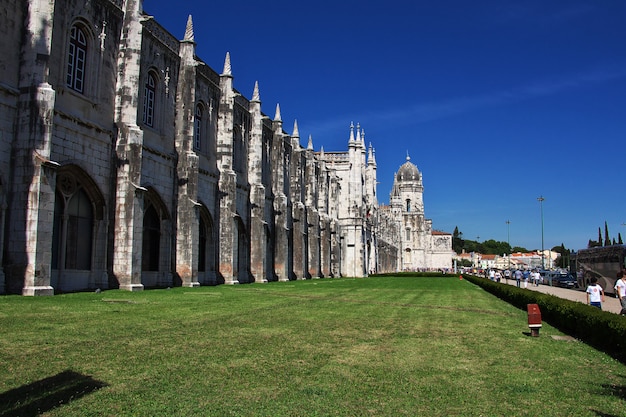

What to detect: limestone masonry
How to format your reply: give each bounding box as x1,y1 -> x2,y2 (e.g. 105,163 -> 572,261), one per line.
0,0 -> 452,295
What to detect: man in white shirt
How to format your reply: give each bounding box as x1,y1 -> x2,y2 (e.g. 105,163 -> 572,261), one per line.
504,269 -> 511,283
614,269 -> 626,315
586,277 -> 605,309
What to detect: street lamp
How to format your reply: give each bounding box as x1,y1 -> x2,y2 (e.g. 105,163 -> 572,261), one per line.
537,196 -> 545,270
506,220 -> 511,269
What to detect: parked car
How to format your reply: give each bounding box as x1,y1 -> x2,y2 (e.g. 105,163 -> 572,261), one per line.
549,272 -> 577,289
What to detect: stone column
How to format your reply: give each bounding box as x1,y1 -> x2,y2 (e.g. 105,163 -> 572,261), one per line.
304,147 -> 320,278
273,194 -> 289,281
113,134 -> 145,292
331,220 -> 341,277
320,216 -> 332,277
290,146 -> 308,280
248,83 -> 267,282
291,202 -> 306,279
6,0 -> 57,295
249,185 -> 267,282
174,16 -> 200,287
307,209 -> 321,278
217,172 -> 237,284
271,115 -> 290,281
216,53 -> 237,284
112,1 -> 146,291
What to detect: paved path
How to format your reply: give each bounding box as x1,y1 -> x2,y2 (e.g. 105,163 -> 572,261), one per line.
500,278 -> 623,314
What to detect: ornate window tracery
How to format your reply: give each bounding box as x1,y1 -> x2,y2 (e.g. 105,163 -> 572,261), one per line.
66,25 -> 88,93
194,103 -> 203,150
52,173 -> 93,270
142,71 -> 157,127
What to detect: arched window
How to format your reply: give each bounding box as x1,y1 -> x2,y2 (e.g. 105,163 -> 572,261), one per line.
66,25 -> 88,93
194,104 -> 203,151
234,216 -> 248,280
206,96 -> 217,159
52,178 -> 94,270
66,189 -> 93,269
142,72 -> 157,127
198,210 -> 216,277
142,204 -> 160,271
406,199 -> 411,212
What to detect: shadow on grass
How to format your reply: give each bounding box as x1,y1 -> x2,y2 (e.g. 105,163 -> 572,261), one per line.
601,379 -> 626,401
0,370 -> 107,417
591,411 -> 621,417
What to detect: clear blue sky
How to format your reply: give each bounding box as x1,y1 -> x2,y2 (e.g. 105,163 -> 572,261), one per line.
147,0 -> 626,252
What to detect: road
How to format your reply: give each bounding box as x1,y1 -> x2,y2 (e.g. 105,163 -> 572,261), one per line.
500,278 -> 623,315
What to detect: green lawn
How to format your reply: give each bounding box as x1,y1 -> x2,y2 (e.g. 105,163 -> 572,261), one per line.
1,276 -> 625,416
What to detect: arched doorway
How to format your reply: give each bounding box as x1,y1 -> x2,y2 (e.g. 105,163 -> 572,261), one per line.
198,208 -> 217,284
140,189 -> 171,288
233,215 -> 249,282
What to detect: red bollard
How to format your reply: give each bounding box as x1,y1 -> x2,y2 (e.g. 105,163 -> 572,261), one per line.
527,303 -> 542,337
459,275 -> 463,280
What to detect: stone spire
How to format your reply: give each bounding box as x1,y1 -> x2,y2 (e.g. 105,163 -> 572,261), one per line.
251,81 -> 260,103
368,143 -> 377,166
274,103 -> 281,122
222,52 -> 232,76
291,120 -> 300,149
349,121 -> 355,143
307,134 -> 313,150
183,15 -> 194,42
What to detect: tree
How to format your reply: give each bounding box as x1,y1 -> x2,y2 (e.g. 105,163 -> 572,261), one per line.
552,243 -> 569,268
459,259 -> 472,267
452,226 -> 464,254
605,221 -> 611,246
619,233 -> 623,245
599,227 -> 603,247
481,239 -> 511,256
588,239 -> 600,248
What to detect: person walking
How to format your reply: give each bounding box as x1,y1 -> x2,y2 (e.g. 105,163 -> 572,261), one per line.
514,269 -> 522,288
586,277 -> 605,309
532,269 -> 540,286
504,269 -> 511,284
614,269 -> 626,315
522,269 -> 530,288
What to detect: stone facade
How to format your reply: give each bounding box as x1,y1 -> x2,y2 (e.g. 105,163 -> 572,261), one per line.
0,0 -> 451,295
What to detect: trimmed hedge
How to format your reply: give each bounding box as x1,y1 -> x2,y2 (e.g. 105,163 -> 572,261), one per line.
462,273 -> 626,363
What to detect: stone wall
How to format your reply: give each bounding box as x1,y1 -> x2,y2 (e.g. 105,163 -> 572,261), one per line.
1,0 -> 421,295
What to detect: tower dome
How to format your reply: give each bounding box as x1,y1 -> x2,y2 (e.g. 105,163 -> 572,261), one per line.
396,155 -> 420,182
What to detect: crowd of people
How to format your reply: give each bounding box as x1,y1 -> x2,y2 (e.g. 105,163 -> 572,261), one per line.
478,267 -> 626,314
483,268 -> 543,288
